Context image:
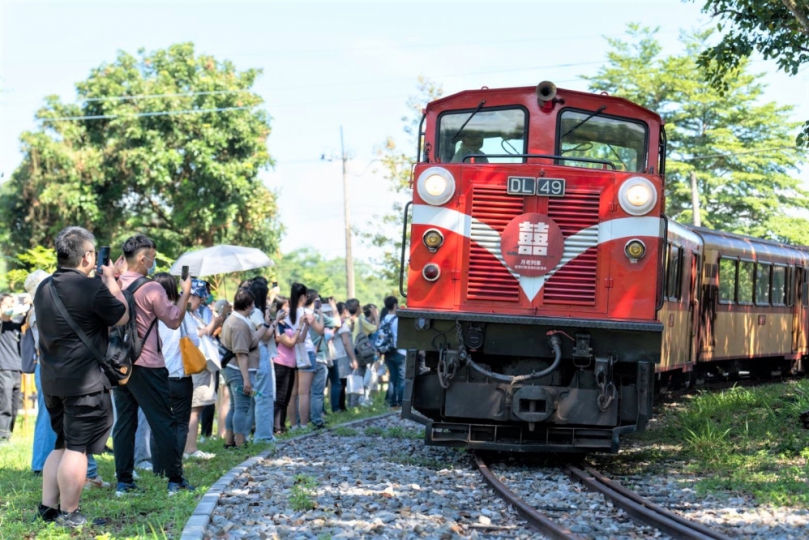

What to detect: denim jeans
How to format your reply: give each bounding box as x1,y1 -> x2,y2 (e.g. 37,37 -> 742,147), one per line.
253,343 -> 276,442
32,364 -> 57,472
309,362 -> 328,427
134,408 -> 151,465
33,364 -> 101,478
384,352 -> 406,407
222,368 -> 256,436
327,364 -> 344,412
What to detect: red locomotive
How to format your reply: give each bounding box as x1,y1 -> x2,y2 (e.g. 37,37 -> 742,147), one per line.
397,81 -> 809,452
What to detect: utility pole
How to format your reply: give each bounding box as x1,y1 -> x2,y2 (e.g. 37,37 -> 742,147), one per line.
690,170 -> 701,227
341,126 -> 356,298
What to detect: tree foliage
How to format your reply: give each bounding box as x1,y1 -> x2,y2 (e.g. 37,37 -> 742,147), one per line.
0,42 -> 281,260
274,247 -> 395,304
362,77 -> 444,291
693,0 -> 809,146
586,25 -> 808,243
2,246 -> 57,291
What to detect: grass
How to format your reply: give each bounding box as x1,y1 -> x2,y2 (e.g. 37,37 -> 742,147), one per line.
288,474 -> 318,512
0,393 -> 393,539
610,379 -> 809,507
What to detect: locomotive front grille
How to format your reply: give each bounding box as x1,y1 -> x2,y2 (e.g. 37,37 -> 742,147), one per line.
544,189 -> 601,306
467,186 -> 523,302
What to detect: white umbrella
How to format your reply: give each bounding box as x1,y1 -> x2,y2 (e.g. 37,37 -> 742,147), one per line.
169,245 -> 274,277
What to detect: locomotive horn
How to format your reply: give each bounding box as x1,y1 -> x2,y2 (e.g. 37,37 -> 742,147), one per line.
536,81 -> 557,107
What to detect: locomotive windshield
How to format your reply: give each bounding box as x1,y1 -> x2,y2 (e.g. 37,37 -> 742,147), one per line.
437,107 -> 527,164
557,109 -> 647,172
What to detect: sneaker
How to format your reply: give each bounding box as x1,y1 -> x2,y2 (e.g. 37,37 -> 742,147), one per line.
132,470 -> 140,480
135,460 -> 152,471
167,478 -> 195,495
289,424 -> 302,432
115,482 -> 143,497
55,508 -> 107,528
184,450 -> 216,460
313,423 -> 326,430
198,436 -> 207,444
84,474 -> 110,490
34,504 -> 60,523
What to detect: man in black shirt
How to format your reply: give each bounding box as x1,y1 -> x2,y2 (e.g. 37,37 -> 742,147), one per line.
0,293 -> 23,442
34,227 -> 129,528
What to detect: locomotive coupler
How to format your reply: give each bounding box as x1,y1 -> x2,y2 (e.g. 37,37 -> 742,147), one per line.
573,333 -> 592,368
594,356 -> 617,412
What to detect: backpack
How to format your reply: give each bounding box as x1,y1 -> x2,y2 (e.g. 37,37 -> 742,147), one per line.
354,328 -> 377,367
374,315 -> 398,355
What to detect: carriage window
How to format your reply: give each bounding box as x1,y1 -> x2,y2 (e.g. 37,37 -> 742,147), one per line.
738,261 -> 754,304
557,109 -> 647,172
755,263 -> 771,305
719,258 -> 736,303
438,108 -> 527,164
772,266 -> 787,306
666,245 -> 682,300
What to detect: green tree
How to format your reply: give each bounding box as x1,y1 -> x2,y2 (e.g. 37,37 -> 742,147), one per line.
363,77 -> 444,292
692,0 -> 809,146
275,248 -> 395,304
0,42 -> 281,260
2,246 -> 57,291
586,25 -> 808,244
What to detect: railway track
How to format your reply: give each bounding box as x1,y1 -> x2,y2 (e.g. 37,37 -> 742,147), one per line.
474,452 -> 731,540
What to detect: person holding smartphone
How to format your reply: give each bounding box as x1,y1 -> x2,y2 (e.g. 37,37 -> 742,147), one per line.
219,289 -> 272,448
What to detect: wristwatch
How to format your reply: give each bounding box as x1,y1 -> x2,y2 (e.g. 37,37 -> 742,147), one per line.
262,323 -> 271,328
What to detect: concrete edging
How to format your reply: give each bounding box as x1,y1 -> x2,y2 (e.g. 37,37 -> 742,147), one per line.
179,411 -> 398,540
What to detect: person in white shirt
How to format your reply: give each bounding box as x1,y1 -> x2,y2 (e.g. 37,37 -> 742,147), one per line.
152,274 -> 210,470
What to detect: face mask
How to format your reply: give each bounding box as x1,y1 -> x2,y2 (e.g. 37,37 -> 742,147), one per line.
144,256 -> 156,277
2,309 -> 13,317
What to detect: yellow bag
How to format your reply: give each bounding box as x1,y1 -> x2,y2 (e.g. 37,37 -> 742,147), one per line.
180,321 -> 207,375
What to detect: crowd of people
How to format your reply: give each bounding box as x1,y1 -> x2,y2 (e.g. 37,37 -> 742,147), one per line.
0,226 -> 407,528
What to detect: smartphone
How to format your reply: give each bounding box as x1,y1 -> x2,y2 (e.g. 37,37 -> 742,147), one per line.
181,265 -> 189,280
271,281 -> 278,289
97,246 -> 111,275
314,299 -> 322,310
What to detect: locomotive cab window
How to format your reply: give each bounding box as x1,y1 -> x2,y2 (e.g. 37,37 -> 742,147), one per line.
755,263 -> 771,305
437,107 -> 527,164
557,109 -> 647,172
738,260 -> 755,304
719,258 -> 736,303
772,266 -> 787,306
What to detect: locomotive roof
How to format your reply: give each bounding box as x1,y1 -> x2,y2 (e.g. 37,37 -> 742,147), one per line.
426,85 -> 663,124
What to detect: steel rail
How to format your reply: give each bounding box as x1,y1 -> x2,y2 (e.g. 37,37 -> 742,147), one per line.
564,464 -> 731,540
474,453 -> 580,540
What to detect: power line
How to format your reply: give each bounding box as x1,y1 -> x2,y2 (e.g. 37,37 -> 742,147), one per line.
671,146 -> 804,162
46,105 -> 253,122
81,90 -> 250,102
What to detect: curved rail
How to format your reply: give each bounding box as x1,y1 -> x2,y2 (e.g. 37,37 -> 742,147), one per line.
474,453 -> 580,540
564,464 -> 731,540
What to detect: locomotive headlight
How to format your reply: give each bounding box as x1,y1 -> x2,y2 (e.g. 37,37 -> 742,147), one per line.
618,177 -> 657,216
625,239 -> 646,262
417,167 -> 456,206
422,229 -> 444,252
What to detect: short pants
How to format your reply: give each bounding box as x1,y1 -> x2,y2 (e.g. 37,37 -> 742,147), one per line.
45,390 -> 113,454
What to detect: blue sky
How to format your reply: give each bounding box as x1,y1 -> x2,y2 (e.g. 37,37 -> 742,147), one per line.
1,0 -> 807,262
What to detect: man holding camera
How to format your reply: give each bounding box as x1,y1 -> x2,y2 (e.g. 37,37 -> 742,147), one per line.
34,227 -> 129,527
113,235 -> 194,496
